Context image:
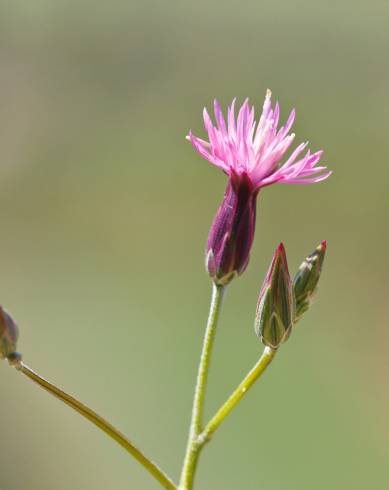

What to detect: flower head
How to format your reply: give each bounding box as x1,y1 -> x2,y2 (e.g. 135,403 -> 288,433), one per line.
189,90 -> 331,285
188,89 -> 331,188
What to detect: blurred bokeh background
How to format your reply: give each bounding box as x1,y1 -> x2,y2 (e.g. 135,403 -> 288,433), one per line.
0,1 -> 388,489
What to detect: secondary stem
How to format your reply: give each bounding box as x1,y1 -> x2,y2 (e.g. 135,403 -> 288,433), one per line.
11,359 -> 177,490
201,346 -> 276,442
179,283 -> 225,490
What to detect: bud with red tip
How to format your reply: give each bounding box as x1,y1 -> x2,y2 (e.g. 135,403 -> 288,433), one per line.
206,172 -> 258,286
255,244 -> 295,349
293,241 -> 327,321
0,306 -> 20,361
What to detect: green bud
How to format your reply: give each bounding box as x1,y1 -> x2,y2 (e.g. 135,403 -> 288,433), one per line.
0,306 -> 19,360
293,241 -> 327,321
255,244 -> 295,349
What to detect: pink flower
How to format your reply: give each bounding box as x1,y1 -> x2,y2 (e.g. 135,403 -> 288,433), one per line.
188,89 -> 331,188
188,90 -> 331,285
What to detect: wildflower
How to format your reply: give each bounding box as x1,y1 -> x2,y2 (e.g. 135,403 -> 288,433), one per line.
188,90 -> 331,285
255,244 -> 294,349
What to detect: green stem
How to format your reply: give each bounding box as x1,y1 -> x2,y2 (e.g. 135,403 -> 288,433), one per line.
179,283 -> 225,490
201,346 -> 276,443
12,359 -> 177,490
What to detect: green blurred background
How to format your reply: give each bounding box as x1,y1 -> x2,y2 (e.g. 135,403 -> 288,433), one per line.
0,1 -> 388,489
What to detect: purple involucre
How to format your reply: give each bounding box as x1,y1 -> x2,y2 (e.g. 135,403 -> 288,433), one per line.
205,172 -> 257,285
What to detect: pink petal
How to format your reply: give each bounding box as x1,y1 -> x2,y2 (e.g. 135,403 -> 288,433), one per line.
214,99 -> 227,137
281,171 -> 332,184
237,98 -> 249,140
188,132 -> 230,173
276,109 -> 296,141
227,98 -> 237,139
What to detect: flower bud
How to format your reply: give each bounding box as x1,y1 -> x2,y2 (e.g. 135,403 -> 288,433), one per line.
293,241 -> 326,321
0,306 -> 19,360
206,172 -> 257,286
255,244 -> 295,349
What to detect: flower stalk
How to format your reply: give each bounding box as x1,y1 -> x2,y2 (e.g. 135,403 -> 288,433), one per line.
201,346 -> 276,443
179,283 -> 225,490
10,358 -> 177,490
